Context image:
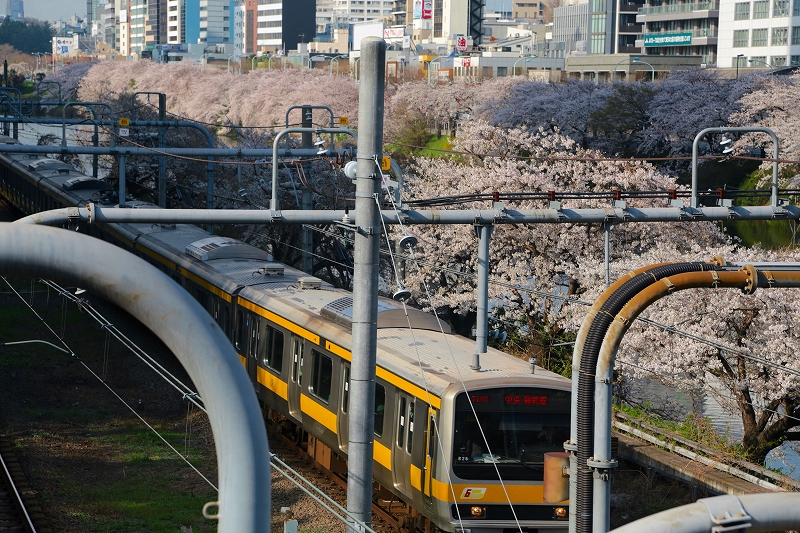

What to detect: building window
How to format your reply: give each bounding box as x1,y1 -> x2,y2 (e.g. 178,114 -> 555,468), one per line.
772,27 -> 787,45
791,54 -> 800,65
795,0 -> 800,15
733,29 -> 749,46
792,26 -> 800,44
751,55 -> 767,64
734,2 -> 750,18
753,0 -> 769,16
772,56 -> 787,66
752,28 -> 768,45
774,0 -> 789,14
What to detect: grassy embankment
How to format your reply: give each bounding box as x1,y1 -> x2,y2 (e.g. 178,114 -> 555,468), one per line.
0,279 -> 218,532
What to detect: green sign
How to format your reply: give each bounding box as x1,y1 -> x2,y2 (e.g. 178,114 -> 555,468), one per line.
643,32 -> 692,47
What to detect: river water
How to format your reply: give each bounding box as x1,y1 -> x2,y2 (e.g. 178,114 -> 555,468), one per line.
630,377 -> 800,479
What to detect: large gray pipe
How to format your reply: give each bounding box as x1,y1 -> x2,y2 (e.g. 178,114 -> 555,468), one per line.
346,36 -> 386,533
0,223 -> 271,532
610,493 -> 800,533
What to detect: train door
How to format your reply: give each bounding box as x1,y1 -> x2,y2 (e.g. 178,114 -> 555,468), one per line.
246,317 -> 259,383
392,392 -> 414,496
336,363 -> 350,453
422,409 -> 437,510
288,335 -> 304,423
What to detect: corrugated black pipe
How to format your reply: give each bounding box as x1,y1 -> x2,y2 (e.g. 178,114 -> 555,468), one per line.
575,262 -> 721,533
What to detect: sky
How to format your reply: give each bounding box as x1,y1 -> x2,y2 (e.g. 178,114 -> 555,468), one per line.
24,0 -> 85,23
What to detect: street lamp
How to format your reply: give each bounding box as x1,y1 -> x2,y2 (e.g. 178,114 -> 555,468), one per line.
613,56 -> 655,82
329,54 -> 348,76
227,54 -> 240,73
512,56 -> 535,77
748,58 -> 774,72
427,56 -> 450,85
735,53 -> 745,79
691,127 -> 780,208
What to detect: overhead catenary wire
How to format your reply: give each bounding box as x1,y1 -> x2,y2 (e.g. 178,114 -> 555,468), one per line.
7,278 -> 382,532
0,276 -> 218,491
375,159 -> 525,533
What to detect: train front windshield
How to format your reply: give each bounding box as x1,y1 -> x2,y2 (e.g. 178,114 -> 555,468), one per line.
452,387 -> 570,481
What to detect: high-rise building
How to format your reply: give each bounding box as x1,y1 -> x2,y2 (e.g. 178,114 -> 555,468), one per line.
256,0 -> 315,53
718,0 -> 799,69
167,0 -> 185,43
130,0 -> 147,53
146,0 -> 168,46
635,0 -> 718,64
6,0 -> 23,19
87,0 -> 103,24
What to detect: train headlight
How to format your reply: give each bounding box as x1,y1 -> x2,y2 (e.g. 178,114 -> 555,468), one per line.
554,507 -> 568,520
470,506 -> 486,519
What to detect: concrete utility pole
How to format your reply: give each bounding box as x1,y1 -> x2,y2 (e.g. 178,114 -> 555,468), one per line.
347,36 -> 386,533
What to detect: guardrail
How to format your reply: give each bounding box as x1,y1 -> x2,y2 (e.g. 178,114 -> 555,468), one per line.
613,411 -> 800,491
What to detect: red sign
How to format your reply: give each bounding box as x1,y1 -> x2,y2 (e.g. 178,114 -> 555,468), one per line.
422,0 -> 432,18
456,36 -> 467,52
505,395 -> 548,406
462,57 -> 471,67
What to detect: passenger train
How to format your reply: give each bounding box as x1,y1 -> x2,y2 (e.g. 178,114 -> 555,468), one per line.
0,136 -> 571,533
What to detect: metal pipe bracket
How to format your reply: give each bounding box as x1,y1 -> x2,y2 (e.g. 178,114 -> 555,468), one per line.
699,495 -> 752,533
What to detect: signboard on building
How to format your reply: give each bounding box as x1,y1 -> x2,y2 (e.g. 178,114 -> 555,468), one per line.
52,37 -> 75,55
422,0 -> 432,18
456,36 -> 467,51
352,20 -> 384,51
383,28 -> 405,38
643,32 -> 692,47
413,0 -> 422,19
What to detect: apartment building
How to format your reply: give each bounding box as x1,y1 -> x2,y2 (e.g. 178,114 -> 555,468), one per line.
635,0 -> 719,65
166,0 -> 185,43
130,0 -> 147,53
718,0 -> 800,68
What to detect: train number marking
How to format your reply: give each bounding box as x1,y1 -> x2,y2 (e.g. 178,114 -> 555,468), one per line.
460,488 -> 486,499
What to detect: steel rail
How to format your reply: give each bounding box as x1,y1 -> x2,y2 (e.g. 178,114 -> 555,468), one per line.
0,441 -> 37,533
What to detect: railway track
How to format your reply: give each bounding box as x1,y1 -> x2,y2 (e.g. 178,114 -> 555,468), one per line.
0,437 -> 49,533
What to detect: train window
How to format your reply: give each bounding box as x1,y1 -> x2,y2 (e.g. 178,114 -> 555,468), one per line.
235,310 -> 245,350
452,387 -> 570,481
397,397 -> 406,448
196,290 -> 209,311
263,326 -> 284,373
292,338 -> 304,385
374,383 -> 386,437
221,306 -> 230,336
342,366 -> 350,413
428,413 -> 437,458
309,349 -> 333,404
407,400 -> 414,454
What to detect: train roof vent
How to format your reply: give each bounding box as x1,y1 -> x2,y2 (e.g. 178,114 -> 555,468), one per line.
185,236 -> 271,261
298,277 -> 322,289
28,159 -> 71,172
321,297 -> 451,332
63,176 -> 113,191
257,264 -> 285,276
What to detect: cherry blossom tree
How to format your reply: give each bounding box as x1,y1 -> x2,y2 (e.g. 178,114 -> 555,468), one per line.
399,119 -> 727,337
76,61 -> 360,132
563,246 -> 800,464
